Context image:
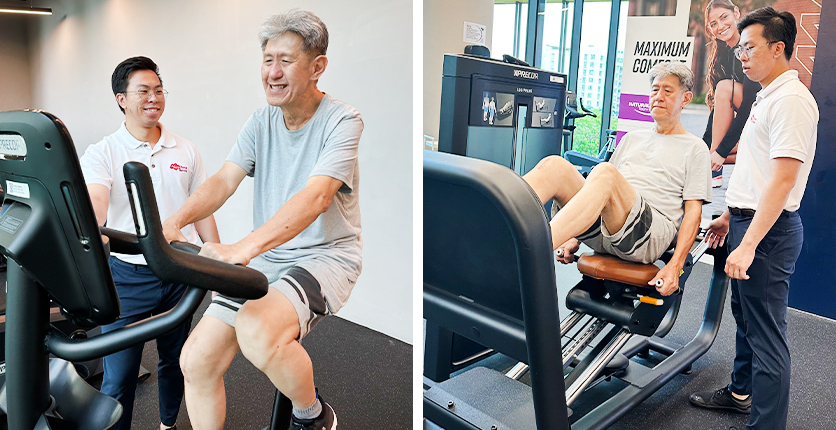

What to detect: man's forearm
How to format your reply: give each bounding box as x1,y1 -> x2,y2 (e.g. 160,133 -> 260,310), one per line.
670,205 -> 702,269
236,186 -> 329,259
739,159 -> 801,250
194,215 -> 220,243
171,174 -> 234,228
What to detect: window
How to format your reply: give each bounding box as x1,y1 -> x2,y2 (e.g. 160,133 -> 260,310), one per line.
492,1 -> 528,60
522,0 -> 630,155
537,0 -> 574,75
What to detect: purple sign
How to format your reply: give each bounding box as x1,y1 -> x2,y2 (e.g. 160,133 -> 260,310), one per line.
615,130 -> 628,145
618,93 -> 653,122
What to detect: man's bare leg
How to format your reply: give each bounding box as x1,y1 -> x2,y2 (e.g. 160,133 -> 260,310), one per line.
523,156 -> 637,249
180,316 -> 240,430
235,288 -> 317,410
523,155 -> 586,208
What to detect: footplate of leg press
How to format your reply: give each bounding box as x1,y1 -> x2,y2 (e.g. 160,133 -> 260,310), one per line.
424,367 -> 537,430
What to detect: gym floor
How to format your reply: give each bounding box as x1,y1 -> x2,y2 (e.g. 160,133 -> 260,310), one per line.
0,283 -> 412,429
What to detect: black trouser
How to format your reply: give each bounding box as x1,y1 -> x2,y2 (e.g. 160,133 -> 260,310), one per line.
101,257 -> 192,429
727,211 -> 802,430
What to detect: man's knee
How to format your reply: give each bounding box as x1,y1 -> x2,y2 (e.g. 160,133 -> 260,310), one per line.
180,331 -> 230,385
533,155 -> 573,176
236,305 -> 299,371
587,162 -> 619,184
179,340 -> 201,384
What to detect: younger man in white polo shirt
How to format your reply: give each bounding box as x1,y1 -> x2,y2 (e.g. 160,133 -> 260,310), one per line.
80,56 -> 219,430
689,8 -> 818,430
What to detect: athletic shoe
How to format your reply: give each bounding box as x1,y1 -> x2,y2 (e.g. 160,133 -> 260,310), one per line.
712,175 -> 723,188
689,387 -> 751,414
291,397 -> 338,430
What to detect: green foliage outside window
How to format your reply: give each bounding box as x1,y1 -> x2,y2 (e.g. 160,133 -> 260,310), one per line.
569,110 -> 618,156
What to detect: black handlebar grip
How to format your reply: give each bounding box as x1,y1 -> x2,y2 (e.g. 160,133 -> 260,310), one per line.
170,241 -> 201,254
122,162 -> 268,299
100,226 -> 142,255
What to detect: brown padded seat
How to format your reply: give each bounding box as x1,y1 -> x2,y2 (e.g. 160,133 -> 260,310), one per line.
576,253 -> 660,288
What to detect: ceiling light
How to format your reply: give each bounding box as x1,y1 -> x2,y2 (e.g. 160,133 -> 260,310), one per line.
0,5 -> 52,15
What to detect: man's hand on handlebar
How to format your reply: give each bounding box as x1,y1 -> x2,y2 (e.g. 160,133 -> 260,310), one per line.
555,238 -> 580,264
199,242 -> 252,266
162,218 -> 188,243
650,263 -> 680,296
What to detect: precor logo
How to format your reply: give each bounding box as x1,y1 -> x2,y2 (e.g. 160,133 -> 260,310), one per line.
513,69 -> 539,80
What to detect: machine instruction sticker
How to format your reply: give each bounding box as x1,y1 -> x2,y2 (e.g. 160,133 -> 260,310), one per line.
6,180 -> 30,199
0,215 -> 23,235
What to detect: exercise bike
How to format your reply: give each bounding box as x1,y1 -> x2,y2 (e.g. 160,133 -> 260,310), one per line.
0,110 -> 292,430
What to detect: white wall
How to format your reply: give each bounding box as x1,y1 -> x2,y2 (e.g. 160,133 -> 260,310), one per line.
22,0 -> 412,343
0,16 -> 32,111
423,0 -> 493,143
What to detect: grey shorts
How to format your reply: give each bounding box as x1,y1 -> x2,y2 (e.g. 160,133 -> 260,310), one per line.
204,254 -> 350,339
574,192 -> 677,264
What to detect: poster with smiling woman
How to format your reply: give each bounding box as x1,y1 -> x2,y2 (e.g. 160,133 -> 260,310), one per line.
617,0 -> 821,158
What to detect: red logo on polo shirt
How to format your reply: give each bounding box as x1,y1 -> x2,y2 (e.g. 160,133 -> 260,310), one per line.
169,163 -> 188,172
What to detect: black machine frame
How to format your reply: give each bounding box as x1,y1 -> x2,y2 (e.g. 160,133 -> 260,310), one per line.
423,150 -> 731,429
0,110 -> 292,430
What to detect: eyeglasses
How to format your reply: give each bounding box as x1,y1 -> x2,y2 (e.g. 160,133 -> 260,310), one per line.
123,89 -> 169,100
734,41 -> 777,60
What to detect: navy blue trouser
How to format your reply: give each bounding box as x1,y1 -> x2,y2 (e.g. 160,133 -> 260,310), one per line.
101,257 -> 192,430
727,211 -> 803,430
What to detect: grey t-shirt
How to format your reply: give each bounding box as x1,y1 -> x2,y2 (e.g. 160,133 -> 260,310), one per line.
227,94 -> 364,277
610,129 -> 711,227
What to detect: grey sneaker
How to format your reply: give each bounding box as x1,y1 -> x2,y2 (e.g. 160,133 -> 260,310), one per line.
291,398 -> 337,430
689,387 -> 751,414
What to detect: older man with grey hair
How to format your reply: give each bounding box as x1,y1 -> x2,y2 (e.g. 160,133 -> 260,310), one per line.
524,61 -> 711,295
162,9 -> 361,430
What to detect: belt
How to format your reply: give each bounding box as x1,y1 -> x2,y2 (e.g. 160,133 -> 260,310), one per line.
729,207 -> 796,217
728,207 -> 756,217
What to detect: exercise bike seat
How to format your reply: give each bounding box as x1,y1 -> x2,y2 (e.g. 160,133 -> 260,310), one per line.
576,253 -> 659,288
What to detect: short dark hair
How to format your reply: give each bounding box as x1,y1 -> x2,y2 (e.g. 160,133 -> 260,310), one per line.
111,56 -> 162,113
737,7 -> 796,61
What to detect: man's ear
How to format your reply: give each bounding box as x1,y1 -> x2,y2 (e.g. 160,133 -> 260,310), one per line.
311,55 -> 328,81
773,41 -> 786,60
682,90 -> 693,106
116,93 -> 127,110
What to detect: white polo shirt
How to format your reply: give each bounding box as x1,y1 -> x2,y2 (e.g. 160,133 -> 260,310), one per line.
80,122 -> 208,265
726,70 -> 818,212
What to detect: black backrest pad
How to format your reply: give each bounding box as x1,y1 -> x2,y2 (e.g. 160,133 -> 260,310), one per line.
423,150 -> 559,334
0,110 -> 119,325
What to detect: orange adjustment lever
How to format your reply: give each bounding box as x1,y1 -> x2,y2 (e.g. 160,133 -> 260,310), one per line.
638,295 -> 664,306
